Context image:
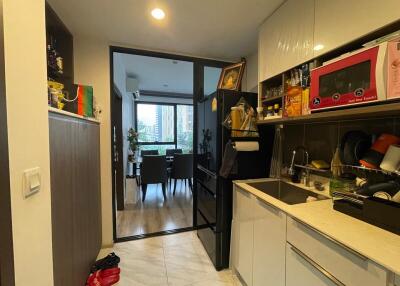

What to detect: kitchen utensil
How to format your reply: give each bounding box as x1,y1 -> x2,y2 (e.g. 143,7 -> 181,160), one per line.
373,192 -> 392,200
331,147 -> 343,177
340,130 -> 371,165
357,181 -> 400,197
360,133 -> 400,169
230,107 -> 241,137
311,160 -> 330,169
380,144 -> 400,172
392,191 -> 400,203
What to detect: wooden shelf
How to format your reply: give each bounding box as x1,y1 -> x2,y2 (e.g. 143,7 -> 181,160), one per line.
261,95 -> 283,104
257,102 -> 400,125
48,107 -> 100,124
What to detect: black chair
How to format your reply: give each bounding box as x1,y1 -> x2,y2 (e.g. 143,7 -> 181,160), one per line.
171,154 -> 193,195
166,148 -> 182,157
141,150 -> 159,156
166,149 -> 182,183
140,155 -> 168,202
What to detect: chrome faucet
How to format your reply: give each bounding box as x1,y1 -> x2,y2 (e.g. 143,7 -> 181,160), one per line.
288,146 -> 310,186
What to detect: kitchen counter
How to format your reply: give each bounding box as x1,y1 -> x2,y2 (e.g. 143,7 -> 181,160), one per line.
234,178 -> 400,276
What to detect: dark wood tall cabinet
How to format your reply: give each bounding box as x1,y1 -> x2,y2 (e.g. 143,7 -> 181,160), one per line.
49,112 -> 102,286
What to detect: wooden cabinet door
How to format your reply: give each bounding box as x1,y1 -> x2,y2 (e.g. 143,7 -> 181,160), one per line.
234,187 -> 255,286
314,0 -> 400,57
252,197 -> 286,286
49,114 -> 101,286
259,0 -> 315,81
286,243 -> 339,286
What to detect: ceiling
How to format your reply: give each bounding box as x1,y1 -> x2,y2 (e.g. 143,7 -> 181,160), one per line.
47,0 -> 284,60
114,53 -> 222,95
114,53 -> 194,94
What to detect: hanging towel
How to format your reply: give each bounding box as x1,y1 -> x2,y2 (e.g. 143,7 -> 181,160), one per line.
219,141 -> 238,178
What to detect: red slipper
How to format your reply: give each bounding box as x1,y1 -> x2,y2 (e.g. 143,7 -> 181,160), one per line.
100,274 -> 120,286
86,271 -> 101,286
100,267 -> 121,278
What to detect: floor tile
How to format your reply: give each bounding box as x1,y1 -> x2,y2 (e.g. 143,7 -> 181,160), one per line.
107,231 -> 242,286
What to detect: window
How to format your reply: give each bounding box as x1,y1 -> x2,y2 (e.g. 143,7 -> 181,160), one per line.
177,105 -> 193,153
135,102 -> 193,155
136,103 -> 175,143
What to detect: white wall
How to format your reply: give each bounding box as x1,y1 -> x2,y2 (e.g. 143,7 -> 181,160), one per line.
114,54 -> 134,181
244,51 -> 258,93
73,36 -> 114,247
3,0 -> 54,285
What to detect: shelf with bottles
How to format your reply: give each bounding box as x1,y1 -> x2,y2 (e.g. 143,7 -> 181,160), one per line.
259,73 -> 284,103
282,63 -> 314,118
45,2 -> 74,104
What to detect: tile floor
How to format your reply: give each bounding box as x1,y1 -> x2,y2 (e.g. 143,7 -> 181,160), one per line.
101,231 -> 242,286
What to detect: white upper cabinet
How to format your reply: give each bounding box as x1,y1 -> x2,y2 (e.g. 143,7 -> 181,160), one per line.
259,0 -> 315,81
314,0 -> 400,56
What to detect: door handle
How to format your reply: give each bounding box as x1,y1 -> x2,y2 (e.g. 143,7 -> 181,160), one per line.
113,145 -> 118,163
289,243 -> 345,286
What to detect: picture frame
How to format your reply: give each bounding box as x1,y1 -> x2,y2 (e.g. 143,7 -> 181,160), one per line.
218,61 -> 246,91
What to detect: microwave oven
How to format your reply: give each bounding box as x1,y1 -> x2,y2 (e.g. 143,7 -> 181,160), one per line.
310,42 -> 392,111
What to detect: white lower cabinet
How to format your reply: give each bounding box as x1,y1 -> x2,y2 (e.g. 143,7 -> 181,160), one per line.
252,197 -> 286,286
286,243 -> 338,286
232,186 -> 395,286
233,187 -> 255,286
287,217 -> 389,286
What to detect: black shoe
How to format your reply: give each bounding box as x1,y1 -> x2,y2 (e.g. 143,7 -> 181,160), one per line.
91,252 -> 120,273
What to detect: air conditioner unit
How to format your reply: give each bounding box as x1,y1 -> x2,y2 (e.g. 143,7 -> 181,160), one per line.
126,77 -> 140,99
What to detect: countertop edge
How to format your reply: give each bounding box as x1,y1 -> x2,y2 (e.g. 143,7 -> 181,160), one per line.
234,180 -> 400,276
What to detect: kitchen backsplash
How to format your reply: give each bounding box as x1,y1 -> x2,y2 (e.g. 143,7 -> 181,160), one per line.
281,117 -> 400,166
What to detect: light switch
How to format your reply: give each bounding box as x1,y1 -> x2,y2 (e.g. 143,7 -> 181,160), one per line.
23,167 -> 41,199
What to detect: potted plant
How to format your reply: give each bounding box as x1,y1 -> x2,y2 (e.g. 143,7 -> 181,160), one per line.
127,128 -> 139,163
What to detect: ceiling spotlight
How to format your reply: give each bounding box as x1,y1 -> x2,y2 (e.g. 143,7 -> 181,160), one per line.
151,8 -> 165,20
313,44 -> 325,51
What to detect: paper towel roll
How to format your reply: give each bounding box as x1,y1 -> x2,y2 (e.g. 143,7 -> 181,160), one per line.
234,141 -> 259,152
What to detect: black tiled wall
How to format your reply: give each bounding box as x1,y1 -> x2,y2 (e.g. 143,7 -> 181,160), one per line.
281,117 -> 400,166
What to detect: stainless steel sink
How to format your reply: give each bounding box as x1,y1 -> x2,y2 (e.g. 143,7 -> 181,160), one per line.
246,180 -> 329,205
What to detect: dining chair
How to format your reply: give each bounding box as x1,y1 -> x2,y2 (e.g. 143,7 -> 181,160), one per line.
141,150 -> 159,156
166,149 -> 182,185
171,153 -> 193,195
140,155 -> 168,202
166,148 -> 182,157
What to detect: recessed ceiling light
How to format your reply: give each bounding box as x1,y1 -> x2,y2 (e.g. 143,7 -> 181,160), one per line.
314,44 -> 324,51
151,8 -> 165,20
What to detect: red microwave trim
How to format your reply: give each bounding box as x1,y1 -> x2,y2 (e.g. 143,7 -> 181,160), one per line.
310,46 -> 379,110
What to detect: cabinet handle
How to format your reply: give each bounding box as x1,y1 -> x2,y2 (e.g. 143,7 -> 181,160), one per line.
291,217 -> 368,261
289,243 -> 345,286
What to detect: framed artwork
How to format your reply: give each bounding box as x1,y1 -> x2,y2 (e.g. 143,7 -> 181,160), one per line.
218,62 -> 246,91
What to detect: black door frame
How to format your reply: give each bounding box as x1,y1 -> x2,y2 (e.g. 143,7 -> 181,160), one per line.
0,0 -> 15,283
109,46 -> 230,242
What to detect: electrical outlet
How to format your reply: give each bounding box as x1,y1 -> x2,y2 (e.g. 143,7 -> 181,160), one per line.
23,167 -> 41,199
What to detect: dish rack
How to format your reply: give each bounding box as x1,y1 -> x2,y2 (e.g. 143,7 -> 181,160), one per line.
332,190 -> 400,235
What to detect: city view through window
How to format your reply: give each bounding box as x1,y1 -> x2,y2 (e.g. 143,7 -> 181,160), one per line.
137,103 -> 193,154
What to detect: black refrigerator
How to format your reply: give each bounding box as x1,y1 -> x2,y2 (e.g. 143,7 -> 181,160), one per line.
195,89 -> 274,270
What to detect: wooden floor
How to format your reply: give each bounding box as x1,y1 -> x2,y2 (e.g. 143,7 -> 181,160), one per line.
116,180 -> 193,238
